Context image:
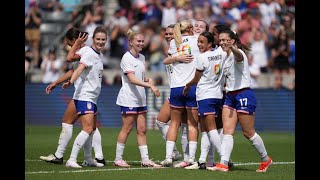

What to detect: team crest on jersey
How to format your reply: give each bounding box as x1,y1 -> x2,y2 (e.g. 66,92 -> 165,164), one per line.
87,102 -> 92,109
214,64 -> 221,75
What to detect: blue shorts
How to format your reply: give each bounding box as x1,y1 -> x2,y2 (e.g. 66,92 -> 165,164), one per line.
120,106 -> 147,115
170,86 -> 197,109
197,98 -> 223,117
224,88 -> 256,115
74,100 -> 97,115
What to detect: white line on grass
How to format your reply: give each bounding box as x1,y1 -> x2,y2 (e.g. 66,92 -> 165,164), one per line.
26,160 -> 295,175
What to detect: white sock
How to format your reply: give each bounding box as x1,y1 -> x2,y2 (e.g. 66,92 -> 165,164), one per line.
208,129 -> 222,155
188,141 -> 198,163
220,134 -> 233,166
83,130 -> 94,161
138,145 -> 149,162
69,130 -> 89,162
198,132 -> 210,163
249,133 -> 268,161
156,120 -> 169,141
165,141 -> 175,159
92,128 -> 104,160
55,123 -> 73,159
115,142 -> 125,161
180,123 -> 189,161
207,144 -> 215,164
156,120 -> 179,153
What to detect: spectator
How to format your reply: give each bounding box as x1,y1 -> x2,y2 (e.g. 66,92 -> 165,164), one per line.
270,31 -> 290,75
148,27 -> 166,71
25,0 -> 42,69
156,0 -> 177,28
25,46 -> 33,79
112,74 -> 122,86
247,54 -> 261,88
40,47 -> 64,84
272,74 -> 288,90
236,9 -> 261,46
81,0 -> 105,45
249,29 -> 269,73
38,0 -> 64,12
144,0 -> 162,26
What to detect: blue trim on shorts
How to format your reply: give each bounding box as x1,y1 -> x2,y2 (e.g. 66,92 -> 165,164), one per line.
120,106 -> 148,115
198,98 -> 223,117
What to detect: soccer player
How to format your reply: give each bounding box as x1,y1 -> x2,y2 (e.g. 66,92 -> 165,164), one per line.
113,29 -> 161,168
161,20 -> 200,167
183,31 -> 227,170
61,26 -> 107,168
39,27 -> 106,166
155,24 -> 185,162
208,29 -> 272,172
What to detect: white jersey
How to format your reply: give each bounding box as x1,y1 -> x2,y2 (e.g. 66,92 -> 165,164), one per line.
72,46 -> 104,104
196,49 -> 227,100
223,49 -> 251,92
116,51 -> 147,107
168,35 -> 200,88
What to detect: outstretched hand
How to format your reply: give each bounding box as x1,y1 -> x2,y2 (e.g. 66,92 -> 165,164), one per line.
177,54 -> 194,63
151,85 -> 160,97
45,82 -> 57,94
74,32 -> 88,46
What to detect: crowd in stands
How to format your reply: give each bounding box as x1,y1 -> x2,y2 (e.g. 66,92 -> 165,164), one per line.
25,0 -> 295,90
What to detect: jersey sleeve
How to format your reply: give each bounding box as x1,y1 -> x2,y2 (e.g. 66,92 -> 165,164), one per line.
196,54 -> 206,71
75,46 -> 89,57
120,54 -> 135,74
79,51 -> 92,68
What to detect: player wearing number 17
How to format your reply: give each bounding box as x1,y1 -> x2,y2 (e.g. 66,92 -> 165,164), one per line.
207,29 -> 272,172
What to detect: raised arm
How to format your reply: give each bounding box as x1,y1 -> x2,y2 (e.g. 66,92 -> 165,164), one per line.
66,32 -> 88,62
62,64 -> 85,89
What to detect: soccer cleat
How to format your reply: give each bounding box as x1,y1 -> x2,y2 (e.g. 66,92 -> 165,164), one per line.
95,158 -> 106,166
160,158 -> 173,167
256,157 -> 272,172
185,161 -> 199,170
113,159 -> 130,167
82,159 -> 104,167
173,161 -> 189,168
207,163 -> 229,172
206,162 -> 215,168
39,154 -> 63,164
199,162 -> 207,170
66,160 -> 82,168
141,159 -> 162,168
172,152 -> 183,161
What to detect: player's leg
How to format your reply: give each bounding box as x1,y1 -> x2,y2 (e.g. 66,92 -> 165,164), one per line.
40,100 -> 79,164
156,99 -> 182,161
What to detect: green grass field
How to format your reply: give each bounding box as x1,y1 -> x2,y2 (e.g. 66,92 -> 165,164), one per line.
25,125 -> 295,180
